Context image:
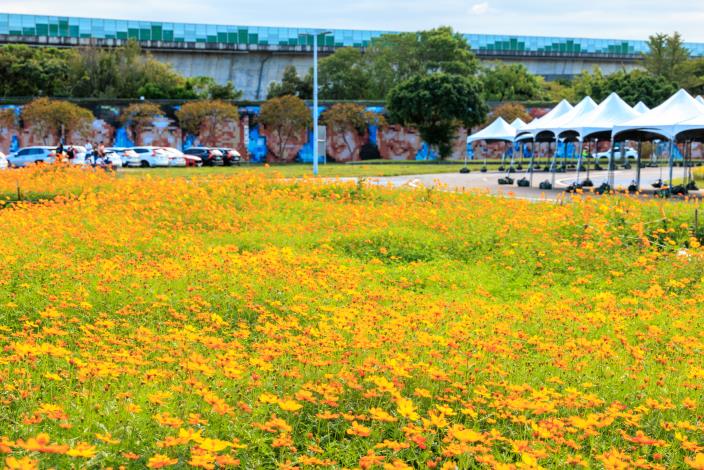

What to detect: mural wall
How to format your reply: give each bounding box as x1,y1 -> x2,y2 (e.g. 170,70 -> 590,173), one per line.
0,103 -> 471,162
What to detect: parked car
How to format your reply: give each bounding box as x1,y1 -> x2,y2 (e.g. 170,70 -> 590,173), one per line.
0,152 -> 8,170
104,151 -> 123,168
219,148 -> 241,166
159,147 -> 187,167
128,147 -> 170,167
184,147 -> 224,166
593,145 -> 638,162
6,146 -> 56,167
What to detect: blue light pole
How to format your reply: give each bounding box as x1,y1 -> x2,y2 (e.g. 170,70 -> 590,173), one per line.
300,30 -> 330,176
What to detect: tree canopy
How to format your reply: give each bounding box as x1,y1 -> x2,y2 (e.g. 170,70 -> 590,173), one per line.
21,98 -> 94,144
0,42 -> 242,100
258,95 -> 312,161
481,64 -> 545,102
387,73 -> 487,158
176,100 -> 239,145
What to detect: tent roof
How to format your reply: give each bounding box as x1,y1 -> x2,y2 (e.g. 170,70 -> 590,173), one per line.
613,89 -> 704,140
558,93 -> 640,140
467,117 -> 516,143
542,96 -> 598,138
697,96 -> 704,105
510,118 -> 527,129
633,101 -> 650,114
516,99 -> 573,138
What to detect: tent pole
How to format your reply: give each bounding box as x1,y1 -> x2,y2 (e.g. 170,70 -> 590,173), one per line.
608,137 -> 615,189
529,140 -> 536,186
575,140 -> 583,184
550,137 -> 558,187
635,139 -> 642,191
668,140 -> 675,191
683,140 -> 690,186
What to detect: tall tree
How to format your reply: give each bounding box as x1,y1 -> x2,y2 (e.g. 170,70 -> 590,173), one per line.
644,32 -> 690,83
267,66 -> 311,99
481,63 -> 545,101
387,73 -> 487,159
119,102 -> 163,141
318,48 -> 371,100
258,95 -> 312,161
21,98 -> 94,144
0,45 -> 73,97
176,100 -> 239,146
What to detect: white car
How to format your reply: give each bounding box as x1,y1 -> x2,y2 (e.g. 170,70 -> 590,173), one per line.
160,147 -> 187,167
128,147 -> 170,168
7,146 -> 56,167
593,146 -> 638,161
0,152 -> 7,170
104,151 -> 123,168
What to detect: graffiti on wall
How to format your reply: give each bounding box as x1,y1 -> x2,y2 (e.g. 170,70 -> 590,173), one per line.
0,103 -> 476,161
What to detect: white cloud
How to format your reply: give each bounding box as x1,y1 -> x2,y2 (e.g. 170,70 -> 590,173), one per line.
470,2 -> 490,15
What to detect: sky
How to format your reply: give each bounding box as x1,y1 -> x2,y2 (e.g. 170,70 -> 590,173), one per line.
5,0 -> 704,42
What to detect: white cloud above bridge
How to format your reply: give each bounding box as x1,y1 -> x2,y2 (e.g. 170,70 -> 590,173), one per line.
5,0 -> 704,42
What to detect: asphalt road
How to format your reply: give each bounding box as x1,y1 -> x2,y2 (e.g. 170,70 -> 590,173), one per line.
365,167 -> 698,200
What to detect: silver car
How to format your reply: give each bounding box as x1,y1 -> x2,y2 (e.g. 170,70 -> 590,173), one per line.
7,146 -> 56,167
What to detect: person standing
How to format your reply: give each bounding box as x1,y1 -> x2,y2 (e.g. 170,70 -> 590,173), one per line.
85,142 -> 94,166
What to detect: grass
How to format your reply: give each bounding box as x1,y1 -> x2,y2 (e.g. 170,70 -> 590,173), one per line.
117,162 -> 513,179
1,166 -> 704,469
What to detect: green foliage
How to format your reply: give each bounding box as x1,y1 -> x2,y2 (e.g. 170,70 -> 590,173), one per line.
570,69 -> 678,107
0,41 -> 242,100
675,58 -> 704,96
644,32 -> 690,84
266,26 -> 481,101
481,63 -> 545,101
176,100 -> 239,145
318,48 -> 371,100
21,98 -> 94,143
387,73 -> 488,158
0,45 -> 73,97
258,95 -> 312,160
267,65 -> 312,100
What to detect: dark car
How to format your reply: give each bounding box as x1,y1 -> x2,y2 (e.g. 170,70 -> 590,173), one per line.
184,147 -> 224,166
218,148 -> 242,166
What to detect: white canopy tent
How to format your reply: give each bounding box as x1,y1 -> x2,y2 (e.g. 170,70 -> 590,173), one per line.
633,101 -> 650,114
613,89 -> 704,141
558,93 -> 641,141
542,96 -> 599,140
467,117 -> 516,143
613,89 -> 704,189
515,99 -> 573,140
510,118 -> 527,129
696,96 -> 704,106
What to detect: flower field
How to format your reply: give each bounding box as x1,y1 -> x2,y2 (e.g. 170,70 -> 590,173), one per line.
1,166 -> 703,469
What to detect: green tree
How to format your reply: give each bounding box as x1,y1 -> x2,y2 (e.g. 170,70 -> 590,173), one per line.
176,100 -> 239,146
481,63 -> 545,101
267,66 -> 311,99
258,95 -> 312,161
318,48 -> 371,100
387,73 -> 487,159
644,32 -> 690,83
676,58 -> 704,96
365,26 -> 479,99
0,45 -> 73,97
119,102 -> 163,140
21,98 -> 94,144
605,70 -> 677,107
570,68 -> 609,102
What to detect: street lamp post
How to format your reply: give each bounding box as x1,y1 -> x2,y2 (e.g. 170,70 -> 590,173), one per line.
300,30 -> 330,176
